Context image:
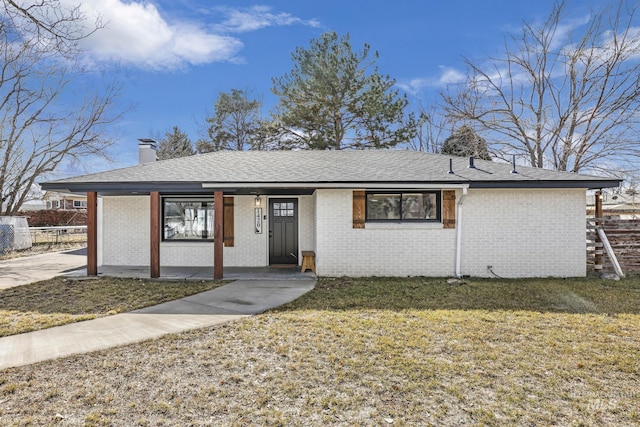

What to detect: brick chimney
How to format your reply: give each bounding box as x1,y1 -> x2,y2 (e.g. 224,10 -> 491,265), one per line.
138,138 -> 156,164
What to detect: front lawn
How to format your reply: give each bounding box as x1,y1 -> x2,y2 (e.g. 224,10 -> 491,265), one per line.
1,276 -> 639,426
0,277 -> 226,337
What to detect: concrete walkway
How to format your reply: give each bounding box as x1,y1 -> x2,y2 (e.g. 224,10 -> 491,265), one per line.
0,279 -> 315,370
0,248 -> 87,289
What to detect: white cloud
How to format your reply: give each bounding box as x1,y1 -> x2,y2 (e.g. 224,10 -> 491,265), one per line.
438,67 -> 466,85
69,1 -> 318,70
213,5 -> 321,33
593,26 -> 640,62
550,14 -> 592,50
73,0 -> 241,69
398,66 -> 466,93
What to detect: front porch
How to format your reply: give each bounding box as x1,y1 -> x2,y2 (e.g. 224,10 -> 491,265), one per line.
85,191 -> 316,280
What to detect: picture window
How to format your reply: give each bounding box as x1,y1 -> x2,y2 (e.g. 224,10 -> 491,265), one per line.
163,198 -> 214,240
366,192 -> 441,222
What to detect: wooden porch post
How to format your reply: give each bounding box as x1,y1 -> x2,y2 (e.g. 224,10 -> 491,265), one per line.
594,190 -> 604,270
595,190 -> 603,222
86,191 -> 98,276
214,191 -> 224,279
150,191 -> 160,278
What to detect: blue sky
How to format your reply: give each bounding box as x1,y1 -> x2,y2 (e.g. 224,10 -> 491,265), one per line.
57,0 -> 601,175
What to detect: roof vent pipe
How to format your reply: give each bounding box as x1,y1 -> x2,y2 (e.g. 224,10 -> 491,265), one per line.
468,156 -> 476,169
138,138 -> 157,164
511,154 -> 518,174
448,158 -> 455,174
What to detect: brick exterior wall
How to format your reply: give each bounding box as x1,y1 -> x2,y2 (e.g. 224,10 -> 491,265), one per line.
102,195 -> 315,268
461,189 -> 586,278
100,189 -> 586,277
218,195 -> 265,267
102,196 -> 149,266
298,195 -> 315,254
314,188 -> 586,278
315,189 -> 457,277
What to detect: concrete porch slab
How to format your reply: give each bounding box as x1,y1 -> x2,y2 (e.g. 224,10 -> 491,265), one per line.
64,265 -> 316,281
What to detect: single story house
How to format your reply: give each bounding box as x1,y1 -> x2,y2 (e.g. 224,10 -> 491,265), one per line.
41,148 -> 620,279
43,191 -> 88,210
587,190 -> 639,219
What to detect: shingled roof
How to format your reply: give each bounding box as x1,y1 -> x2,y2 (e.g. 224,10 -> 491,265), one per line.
41,150 -> 621,194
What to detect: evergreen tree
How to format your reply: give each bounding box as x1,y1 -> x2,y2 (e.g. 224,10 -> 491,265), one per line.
272,32 -> 417,150
157,126 -> 194,160
198,89 -> 261,152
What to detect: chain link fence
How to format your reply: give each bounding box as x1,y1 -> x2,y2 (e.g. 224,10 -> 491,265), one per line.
0,217 -> 31,254
0,224 -> 14,255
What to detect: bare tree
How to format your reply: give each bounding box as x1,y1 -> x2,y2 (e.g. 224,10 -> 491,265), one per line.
0,1 -> 123,215
2,0 -> 101,56
405,104 -> 451,153
442,0 -> 640,173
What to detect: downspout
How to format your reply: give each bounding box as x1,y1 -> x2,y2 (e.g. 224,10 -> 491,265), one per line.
455,187 -> 468,278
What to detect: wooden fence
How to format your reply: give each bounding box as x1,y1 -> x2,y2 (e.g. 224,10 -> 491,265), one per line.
587,219 -> 640,274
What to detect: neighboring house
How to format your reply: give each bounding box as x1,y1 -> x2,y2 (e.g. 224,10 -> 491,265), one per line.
41,148 -> 620,279
43,191 -> 88,210
19,199 -> 46,211
587,190 -> 639,219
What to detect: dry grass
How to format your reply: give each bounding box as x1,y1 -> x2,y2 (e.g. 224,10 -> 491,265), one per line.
30,230 -> 87,246
0,277 -> 226,337
0,242 -> 86,261
1,276 -> 639,426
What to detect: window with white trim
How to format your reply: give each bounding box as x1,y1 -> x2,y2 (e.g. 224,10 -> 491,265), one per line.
163,198 -> 214,240
73,200 -> 87,208
366,191 -> 441,221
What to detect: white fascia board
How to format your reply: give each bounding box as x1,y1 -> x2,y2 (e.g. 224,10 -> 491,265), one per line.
202,182 -> 470,190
